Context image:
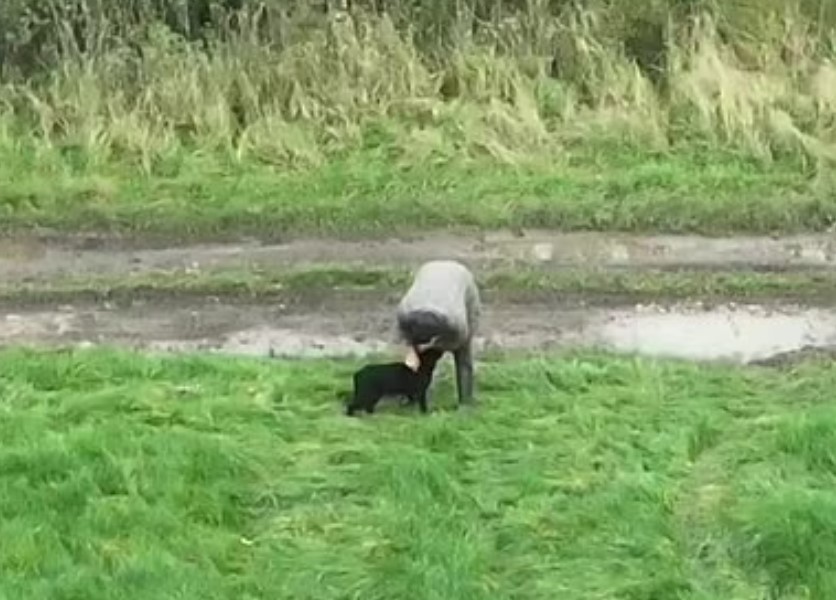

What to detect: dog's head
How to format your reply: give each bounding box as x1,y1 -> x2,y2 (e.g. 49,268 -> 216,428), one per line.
416,347 -> 444,372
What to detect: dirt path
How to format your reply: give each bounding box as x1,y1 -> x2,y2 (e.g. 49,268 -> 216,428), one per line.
2,231 -> 836,283
2,231 -> 836,364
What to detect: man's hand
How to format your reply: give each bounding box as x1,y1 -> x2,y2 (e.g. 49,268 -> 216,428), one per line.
404,346 -> 421,371
416,336 -> 439,353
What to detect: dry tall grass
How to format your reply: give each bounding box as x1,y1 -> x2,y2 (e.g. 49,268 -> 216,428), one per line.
1,2 -> 835,172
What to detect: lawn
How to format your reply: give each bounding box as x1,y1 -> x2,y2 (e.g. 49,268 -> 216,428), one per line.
1,347 -> 835,599
0,145 -> 827,241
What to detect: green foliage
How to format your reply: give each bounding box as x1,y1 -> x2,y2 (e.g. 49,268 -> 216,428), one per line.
0,0 -> 834,237
3,264 -> 836,308
1,0 -> 835,164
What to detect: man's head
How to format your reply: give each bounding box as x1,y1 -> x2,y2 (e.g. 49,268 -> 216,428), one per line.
399,310 -> 448,346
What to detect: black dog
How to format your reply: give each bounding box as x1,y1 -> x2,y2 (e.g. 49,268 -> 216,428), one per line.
345,349 -> 443,416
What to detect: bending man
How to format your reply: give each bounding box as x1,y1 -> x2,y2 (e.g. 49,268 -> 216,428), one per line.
396,260 -> 481,405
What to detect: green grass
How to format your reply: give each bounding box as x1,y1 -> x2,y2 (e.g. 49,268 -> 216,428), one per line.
0,144 -> 828,240
4,264 -> 835,307
1,346 -> 836,598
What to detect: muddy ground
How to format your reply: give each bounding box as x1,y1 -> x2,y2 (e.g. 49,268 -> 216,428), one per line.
1,231 -> 836,364
2,230 -> 836,283
2,294 -> 836,364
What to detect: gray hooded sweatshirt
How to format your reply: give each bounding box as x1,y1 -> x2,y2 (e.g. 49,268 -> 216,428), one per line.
396,260 -> 481,349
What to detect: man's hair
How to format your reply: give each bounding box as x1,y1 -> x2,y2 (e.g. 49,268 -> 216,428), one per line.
398,310 -> 452,346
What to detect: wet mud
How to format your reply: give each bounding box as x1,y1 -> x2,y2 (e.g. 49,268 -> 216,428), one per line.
1,296 -> 835,365
2,232 -> 836,364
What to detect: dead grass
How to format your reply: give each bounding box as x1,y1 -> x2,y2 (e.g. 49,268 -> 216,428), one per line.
0,4 -> 833,172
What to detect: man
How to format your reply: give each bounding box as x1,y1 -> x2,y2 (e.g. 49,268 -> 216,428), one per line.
395,260 -> 481,405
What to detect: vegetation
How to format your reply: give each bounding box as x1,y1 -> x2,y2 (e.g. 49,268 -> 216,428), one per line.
1,0 -> 836,237
3,147 -> 829,238
4,265 -> 836,306
1,347 -> 835,598
3,5 -> 835,597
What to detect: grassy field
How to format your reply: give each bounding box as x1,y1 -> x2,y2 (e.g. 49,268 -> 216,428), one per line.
1,5 -> 836,239
3,4 -> 836,598
4,265 -> 836,307
0,144 -> 827,240
1,347 -> 835,599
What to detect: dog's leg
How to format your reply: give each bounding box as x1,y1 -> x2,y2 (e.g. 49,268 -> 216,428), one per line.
344,391 -> 359,416
366,391 -> 385,414
416,391 -> 429,414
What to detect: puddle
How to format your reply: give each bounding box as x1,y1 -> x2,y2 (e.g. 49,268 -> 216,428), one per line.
1,298 -> 835,364
591,304 -> 836,363
4,231 -> 835,364
149,330 -> 392,358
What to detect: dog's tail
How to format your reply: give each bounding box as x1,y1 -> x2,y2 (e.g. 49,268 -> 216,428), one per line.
335,390 -> 352,404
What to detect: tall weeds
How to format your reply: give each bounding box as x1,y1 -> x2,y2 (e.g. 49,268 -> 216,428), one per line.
0,0 -> 835,172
